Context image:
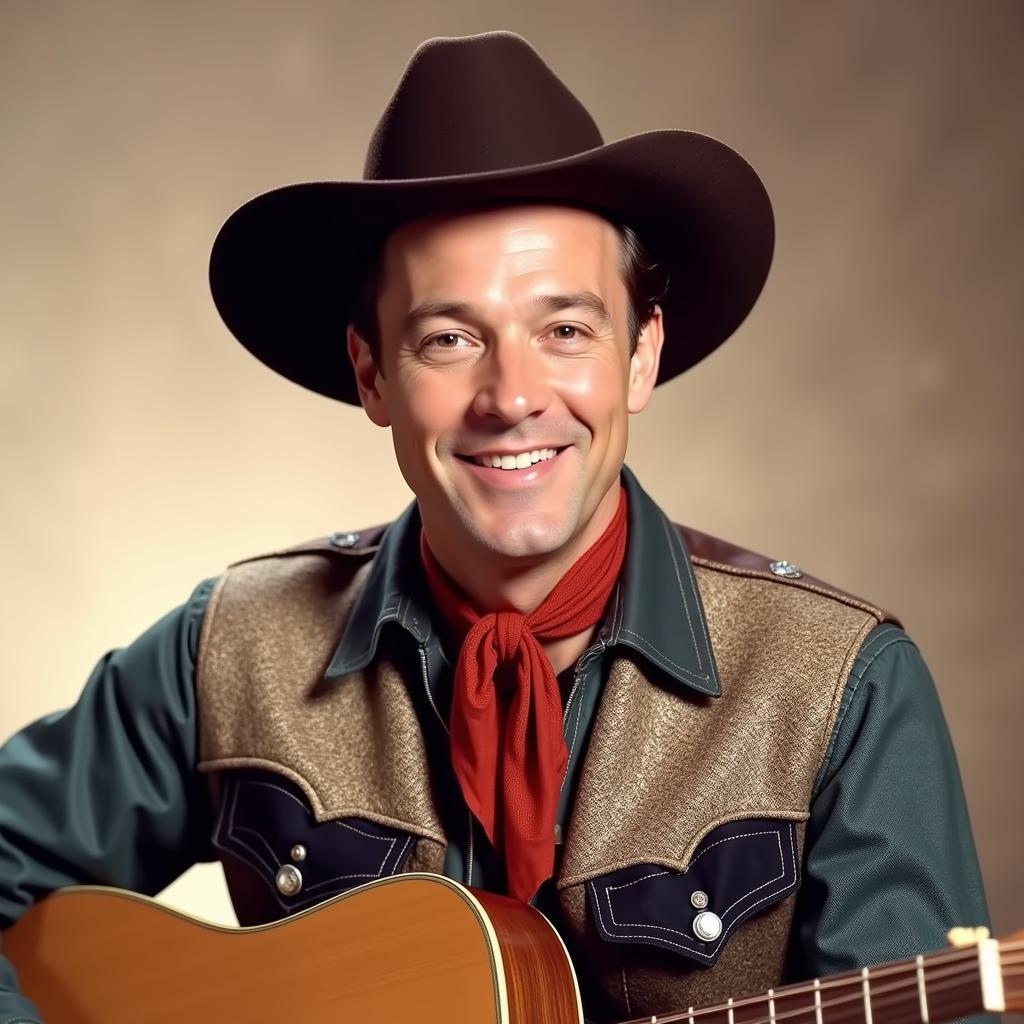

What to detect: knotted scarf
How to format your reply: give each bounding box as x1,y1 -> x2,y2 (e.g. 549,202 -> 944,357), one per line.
419,487 -> 628,902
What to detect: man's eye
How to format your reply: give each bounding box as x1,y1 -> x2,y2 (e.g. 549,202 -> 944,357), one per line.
551,324 -> 584,341
427,332 -> 467,348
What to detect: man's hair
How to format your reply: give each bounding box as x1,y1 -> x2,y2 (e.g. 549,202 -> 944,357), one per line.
349,218 -> 669,364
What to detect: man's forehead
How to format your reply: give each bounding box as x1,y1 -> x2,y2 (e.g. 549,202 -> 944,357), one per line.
382,203 -> 620,266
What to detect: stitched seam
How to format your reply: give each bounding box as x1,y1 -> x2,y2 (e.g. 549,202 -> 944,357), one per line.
303,870 -> 380,892
217,782 -> 302,911
604,830 -> 783,934
594,830 -> 796,959
659,514 -> 703,670
226,782 -> 277,875
611,583 -> 625,643
621,967 -> 633,1016
266,836 -> 414,909
613,829 -> 779,886
689,557 -> 890,619
221,808 -> 309,915
594,826 -> 796,959
617,627 -> 710,683
230,778 -> 398,877
816,632 -> 914,788
242,777 -> 317,813
233,825 -> 282,874
673,525 -> 715,670
221,783 -> 414,911
720,831 -> 784,916
338,820 -> 399,846
392,834 -> 415,871
849,633 -> 915,686
353,603 -> 402,662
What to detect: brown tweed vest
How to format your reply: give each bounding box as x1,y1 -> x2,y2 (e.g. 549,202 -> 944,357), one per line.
195,526 -> 892,1023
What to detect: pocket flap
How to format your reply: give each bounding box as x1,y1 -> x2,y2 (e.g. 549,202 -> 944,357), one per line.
213,769 -> 416,912
586,818 -> 799,966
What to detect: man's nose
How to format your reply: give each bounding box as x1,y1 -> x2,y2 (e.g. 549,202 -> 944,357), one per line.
471,338 -> 552,423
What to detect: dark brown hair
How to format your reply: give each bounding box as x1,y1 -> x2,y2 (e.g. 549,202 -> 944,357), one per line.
350,217 -> 668,362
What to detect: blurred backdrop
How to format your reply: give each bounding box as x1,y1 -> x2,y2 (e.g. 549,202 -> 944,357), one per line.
2,0 -> 1022,966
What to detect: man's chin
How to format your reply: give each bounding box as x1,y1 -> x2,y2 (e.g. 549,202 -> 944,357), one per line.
462,512 -> 578,562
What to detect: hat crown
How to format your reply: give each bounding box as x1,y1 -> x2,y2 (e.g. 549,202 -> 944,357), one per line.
364,32 -> 604,181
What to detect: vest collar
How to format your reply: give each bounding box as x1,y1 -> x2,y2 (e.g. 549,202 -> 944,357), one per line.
325,466 -> 722,697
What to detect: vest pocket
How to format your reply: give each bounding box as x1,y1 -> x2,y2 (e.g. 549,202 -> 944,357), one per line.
585,818 -> 799,967
212,768 -> 416,913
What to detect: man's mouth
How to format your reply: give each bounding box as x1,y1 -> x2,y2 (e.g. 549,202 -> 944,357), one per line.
457,447 -> 566,471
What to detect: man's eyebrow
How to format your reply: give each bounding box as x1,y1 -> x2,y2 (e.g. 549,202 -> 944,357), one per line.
402,301 -> 475,333
532,292 -> 613,327
402,292 -> 614,333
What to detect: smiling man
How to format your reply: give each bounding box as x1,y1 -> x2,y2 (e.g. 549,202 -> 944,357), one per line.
0,31 -> 992,1024
352,206 -> 653,610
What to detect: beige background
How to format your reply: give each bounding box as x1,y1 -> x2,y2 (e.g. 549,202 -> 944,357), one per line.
2,0 -> 1021,980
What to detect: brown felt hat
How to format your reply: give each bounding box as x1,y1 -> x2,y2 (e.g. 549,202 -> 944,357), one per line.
209,31 -> 774,404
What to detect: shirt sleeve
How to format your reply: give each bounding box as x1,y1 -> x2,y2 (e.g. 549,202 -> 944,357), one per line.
0,578 -> 218,1022
789,622 -> 994,1023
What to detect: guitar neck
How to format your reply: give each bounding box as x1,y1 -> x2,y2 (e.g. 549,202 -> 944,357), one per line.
623,938 -> 1013,1024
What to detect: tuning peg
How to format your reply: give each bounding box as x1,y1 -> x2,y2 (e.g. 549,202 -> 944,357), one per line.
947,926 -> 992,946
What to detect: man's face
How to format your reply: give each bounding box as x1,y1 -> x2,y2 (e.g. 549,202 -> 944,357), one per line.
349,204 -> 663,564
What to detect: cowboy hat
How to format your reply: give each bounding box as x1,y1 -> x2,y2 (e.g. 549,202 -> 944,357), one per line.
209,31 -> 774,404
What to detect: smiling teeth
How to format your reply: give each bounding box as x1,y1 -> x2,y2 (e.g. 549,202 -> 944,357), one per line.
474,448 -> 559,470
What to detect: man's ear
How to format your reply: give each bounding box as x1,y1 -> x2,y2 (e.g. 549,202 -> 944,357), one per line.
627,304 -> 665,414
347,325 -> 391,427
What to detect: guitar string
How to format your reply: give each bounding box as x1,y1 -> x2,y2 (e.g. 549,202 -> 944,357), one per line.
615,945 -> 994,1023
614,949 -> 1024,1024
617,964 -> 1013,1024
629,956 -> 1024,1024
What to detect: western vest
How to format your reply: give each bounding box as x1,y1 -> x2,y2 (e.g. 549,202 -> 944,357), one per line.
195,524 -> 893,1022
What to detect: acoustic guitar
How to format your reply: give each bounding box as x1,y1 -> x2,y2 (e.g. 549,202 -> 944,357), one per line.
2,872 -> 1018,1023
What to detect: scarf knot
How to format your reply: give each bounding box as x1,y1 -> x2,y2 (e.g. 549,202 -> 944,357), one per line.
495,611 -> 527,663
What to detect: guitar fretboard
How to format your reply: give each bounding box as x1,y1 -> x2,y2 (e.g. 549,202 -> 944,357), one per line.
620,938 -> 1013,1024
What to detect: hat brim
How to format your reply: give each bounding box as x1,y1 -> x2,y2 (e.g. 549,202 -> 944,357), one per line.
208,129 -> 774,404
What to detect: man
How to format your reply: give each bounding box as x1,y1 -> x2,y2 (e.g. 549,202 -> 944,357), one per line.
0,31 -> 990,1023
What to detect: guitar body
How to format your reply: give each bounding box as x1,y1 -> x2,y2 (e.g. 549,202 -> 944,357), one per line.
2,873 -> 583,1023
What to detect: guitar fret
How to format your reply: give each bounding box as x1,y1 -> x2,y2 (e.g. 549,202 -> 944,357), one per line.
861,967 -> 873,1024
768,987 -> 777,1024
728,997 -> 735,1024
689,1007 -> 695,1024
813,977 -> 823,1024
916,954 -> 930,1023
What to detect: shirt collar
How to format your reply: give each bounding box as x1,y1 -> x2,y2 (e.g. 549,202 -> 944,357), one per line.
325,465 -> 722,697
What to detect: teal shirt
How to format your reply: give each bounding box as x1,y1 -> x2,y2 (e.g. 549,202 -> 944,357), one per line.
0,470 -> 992,1022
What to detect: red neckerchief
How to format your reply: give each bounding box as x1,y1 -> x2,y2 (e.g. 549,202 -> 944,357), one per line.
420,488 -> 628,902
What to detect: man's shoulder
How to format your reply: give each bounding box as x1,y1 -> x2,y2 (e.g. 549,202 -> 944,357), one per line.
676,522 -> 899,626
206,523 -> 394,609
228,523 -> 392,567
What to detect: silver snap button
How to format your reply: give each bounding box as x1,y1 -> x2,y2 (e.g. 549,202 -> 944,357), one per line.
769,560 -> 803,579
290,844 -> 307,863
692,910 -> 723,942
275,864 -> 303,897
690,890 -> 709,909
330,531 -> 359,548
